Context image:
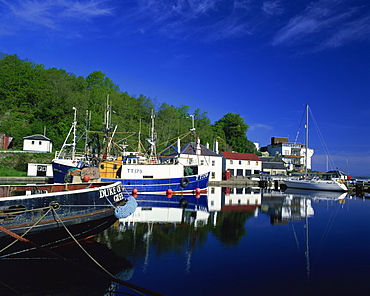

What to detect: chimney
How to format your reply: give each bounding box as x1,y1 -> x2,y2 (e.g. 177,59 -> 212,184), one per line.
177,138 -> 181,154
196,138 -> 201,155
214,140 -> 219,154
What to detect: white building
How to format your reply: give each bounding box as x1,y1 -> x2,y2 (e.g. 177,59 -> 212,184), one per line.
221,151 -> 262,178
261,137 -> 314,172
166,138 -> 223,181
23,134 -> 53,153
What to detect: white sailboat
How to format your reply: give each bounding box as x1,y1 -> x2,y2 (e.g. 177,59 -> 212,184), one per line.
283,105 -> 348,192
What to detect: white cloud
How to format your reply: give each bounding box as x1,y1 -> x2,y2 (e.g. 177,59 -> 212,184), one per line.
249,123 -> 273,131
262,1 -> 283,16
0,0 -> 113,34
271,0 -> 370,50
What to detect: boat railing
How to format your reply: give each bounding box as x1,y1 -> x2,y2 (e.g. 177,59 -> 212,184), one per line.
54,150 -> 85,160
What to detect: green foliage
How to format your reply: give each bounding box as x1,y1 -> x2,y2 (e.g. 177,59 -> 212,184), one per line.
214,113 -> 257,154
0,53 -> 258,158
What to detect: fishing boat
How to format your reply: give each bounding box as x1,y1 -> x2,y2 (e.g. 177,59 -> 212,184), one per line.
52,107 -> 87,183
53,106 -> 210,194
283,105 -> 348,192
0,181 -> 137,258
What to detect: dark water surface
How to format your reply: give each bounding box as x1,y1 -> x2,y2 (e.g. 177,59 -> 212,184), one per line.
2,187 -> 370,296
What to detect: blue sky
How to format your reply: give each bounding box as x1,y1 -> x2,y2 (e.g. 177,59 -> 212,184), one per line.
0,0 -> 369,176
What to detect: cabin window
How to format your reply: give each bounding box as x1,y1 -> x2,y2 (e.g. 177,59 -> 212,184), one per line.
31,141 -> 35,145
239,160 -> 242,165
211,172 -> 215,179
100,164 -> 104,169
143,176 -> 153,179
113,164 -> 117,170
211,187 -> 215,194
200,160 -> 204,165
39,141 -> 42,145
212,160 -> 215,166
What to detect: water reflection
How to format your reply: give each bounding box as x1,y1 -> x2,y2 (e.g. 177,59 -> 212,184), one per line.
2,187 -> 358,296
0,239 -> 133,296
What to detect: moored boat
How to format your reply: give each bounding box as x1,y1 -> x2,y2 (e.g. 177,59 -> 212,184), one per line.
283,105 -> 348,192
0,181 -> 137,258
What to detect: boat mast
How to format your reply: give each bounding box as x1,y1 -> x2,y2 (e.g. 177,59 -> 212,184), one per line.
305,104 -> 309,175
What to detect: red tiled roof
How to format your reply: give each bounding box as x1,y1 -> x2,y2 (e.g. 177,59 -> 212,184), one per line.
221,152 -> 261,161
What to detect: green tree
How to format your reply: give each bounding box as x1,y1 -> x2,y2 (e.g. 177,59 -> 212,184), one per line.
213,113 -> 256,153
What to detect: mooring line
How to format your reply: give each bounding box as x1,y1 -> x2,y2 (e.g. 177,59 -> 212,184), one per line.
0,207 -> 53,255
51,207 -> 165,296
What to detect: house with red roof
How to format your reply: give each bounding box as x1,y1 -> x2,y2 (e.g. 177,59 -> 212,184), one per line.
221,151 -> 262,179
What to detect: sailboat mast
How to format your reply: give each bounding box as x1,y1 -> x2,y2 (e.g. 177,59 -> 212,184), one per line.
305,104 -> 309,174
72,107 -> 77,160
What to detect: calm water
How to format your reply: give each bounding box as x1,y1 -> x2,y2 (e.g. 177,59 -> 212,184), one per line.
2,187 -> 370,296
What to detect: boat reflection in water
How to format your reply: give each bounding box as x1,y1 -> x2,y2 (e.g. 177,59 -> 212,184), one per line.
0,239 -> 134,296
94,187 -> 358,296
119,193 -> 210,227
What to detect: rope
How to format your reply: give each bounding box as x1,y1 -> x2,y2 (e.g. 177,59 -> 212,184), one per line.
0,207 -> 53,255
50,207 -> 164,296
0,206 -> 164,296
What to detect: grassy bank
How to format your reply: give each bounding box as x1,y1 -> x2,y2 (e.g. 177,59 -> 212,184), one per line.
0,152 -> 54,176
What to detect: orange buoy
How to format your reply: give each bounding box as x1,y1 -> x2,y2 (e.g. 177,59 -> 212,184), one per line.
195,188 -> 201,194
132,188 -> 138,195
132,193 -> 138,198
195,193 -> 201,199
166,189 -> 173,195
83,175 -> 90,182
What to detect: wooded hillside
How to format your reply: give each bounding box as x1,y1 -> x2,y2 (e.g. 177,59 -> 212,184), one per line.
0,53 -> 257,155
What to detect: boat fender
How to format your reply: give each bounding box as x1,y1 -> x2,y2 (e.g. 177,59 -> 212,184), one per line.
114,196 -> 138,219
180,177 -> 189,188
179,198 -> 188,209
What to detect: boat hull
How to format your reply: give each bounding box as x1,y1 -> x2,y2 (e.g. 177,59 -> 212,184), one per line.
101,172 -> 210,194
283,179 -> 348,192
0,182 -> 132,258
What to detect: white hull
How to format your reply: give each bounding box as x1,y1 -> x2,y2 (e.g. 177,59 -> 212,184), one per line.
284,179 -> 348,192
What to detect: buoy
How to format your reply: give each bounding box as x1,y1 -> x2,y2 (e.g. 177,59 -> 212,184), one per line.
83,174 -> 90,182
132,193 -> 138,199
132,188 -> 138,195
195,188 -> 201,194
166,193 -> 172,199
195,193 -> 201,199
166,189 -> 173,198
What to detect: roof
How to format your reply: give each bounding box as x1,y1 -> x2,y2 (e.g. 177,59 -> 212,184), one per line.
167,142 -> 221,157
262,162 -> 287,170
23,134 -> 51,141
221,151 -> 261,161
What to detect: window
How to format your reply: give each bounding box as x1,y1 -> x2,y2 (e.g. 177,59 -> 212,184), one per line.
247,161 -> 250,165
211,187 -> 215,194
31,141 -> 35,145
212,160 -> 215,166
211,172 -> 215,179
237,169 -> 243,176
39,141 -> 42,145
239,160 -> 242,165
200,160 -> 204,165
245,169 -> 252,176
230,160 -> 233,164
256,161 -> 259,166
